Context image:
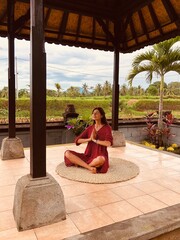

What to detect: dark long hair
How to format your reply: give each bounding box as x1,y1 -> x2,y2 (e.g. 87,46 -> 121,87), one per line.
92,107 -> 108,125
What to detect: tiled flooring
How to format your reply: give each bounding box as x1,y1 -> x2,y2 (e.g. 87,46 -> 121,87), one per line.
0,142 -> 180,240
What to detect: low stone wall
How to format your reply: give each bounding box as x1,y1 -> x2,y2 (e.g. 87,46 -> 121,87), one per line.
0,123 -> 180,148
119,124 -> 180,145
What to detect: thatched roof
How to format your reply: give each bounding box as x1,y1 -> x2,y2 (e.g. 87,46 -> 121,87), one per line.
0,0 -> 179,53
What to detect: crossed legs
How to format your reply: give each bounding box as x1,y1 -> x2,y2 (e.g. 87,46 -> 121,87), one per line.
64,150 -> 105,174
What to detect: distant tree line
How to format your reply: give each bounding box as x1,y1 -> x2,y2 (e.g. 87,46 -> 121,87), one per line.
0,80 -> 180,98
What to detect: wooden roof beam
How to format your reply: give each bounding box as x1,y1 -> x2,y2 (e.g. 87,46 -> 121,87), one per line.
75,14 -> 82,42
138,9 -> 150,41
116,0 -> 154,17
95,17 -> 115,45
44,8 -> 52,28
0,9 -> 7,23
118,20 -> 128,51
129,18 -> 138,45
148,3 -> 164,36
92,17 -> 96,46
17,0 -> 115,20
46,28 -> 108,42
161,0 -> 180,28
124,14 -> 132,31
13,9 -> 30,33
58,11 -> 69,41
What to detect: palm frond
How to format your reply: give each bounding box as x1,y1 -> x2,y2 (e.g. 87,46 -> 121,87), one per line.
145,71 -> 153,83
132,50 -> 154,68
165,63 -> 180,74
127,64 -> 155,85
126,68 -> 139,86
154,36 -> 180,56
127,36 -> 180,87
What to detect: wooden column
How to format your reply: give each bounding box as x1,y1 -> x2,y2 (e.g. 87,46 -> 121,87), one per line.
30,0 -> 46,178
7,0 -> 16,138
112,21 -> 120,131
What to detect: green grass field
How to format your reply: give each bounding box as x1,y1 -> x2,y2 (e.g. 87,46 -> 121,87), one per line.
0,96 -> 180,121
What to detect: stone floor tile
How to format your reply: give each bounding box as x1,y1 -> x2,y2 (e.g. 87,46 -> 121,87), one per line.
0,228 -> 37,240
34,217 -> 80,240
150,189 -> 180,206
127,195 -> 168,213
85,189 -> 122,206
65,195 -> 96,213
100,200 -> 142,222
0,210 -> 16,231
111,185 -> 145,199
0,196 -> 14,211
69,207 -> 114,233
133,181 -> 166,194
0,185 -> 15,198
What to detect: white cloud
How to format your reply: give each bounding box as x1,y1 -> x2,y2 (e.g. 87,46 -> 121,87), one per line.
0,37 -> 179,91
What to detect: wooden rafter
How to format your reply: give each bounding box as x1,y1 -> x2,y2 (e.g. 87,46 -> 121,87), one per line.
116,0 -> 154,17
58,10 -> 69,41
0,8 -> 7,23
161,0 -> 180,28
92,17 -> 95,45
95,17 -> 115,45
14,9 -> 30,33
138,9 -> 150,40
44,8 -> 52,28
118,20 -> 128,50
129,18 -> 138,45
148,3 -> 164,35
75,14 -> 82,42
44,0 -> 115,20
124,14 -> 133,31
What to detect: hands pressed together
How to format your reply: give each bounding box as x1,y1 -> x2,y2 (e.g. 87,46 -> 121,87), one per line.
89,128 -> 97,143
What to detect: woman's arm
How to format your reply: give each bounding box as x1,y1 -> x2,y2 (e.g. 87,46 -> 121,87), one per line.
77,137 -> 91,144
91,126 -> 112,147
75,126 -> 93,145
92,139 -> 111,147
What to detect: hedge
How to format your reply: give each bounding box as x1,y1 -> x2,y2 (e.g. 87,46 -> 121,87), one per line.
0,98 -> 179,118
134,99 -> 180,111
0,98 -> 112,118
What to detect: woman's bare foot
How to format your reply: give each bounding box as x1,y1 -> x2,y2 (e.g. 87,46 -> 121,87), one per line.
89,167 -> 97,174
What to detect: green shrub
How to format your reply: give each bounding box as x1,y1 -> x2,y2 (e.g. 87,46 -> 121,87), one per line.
134,99 -> 180,111
0,97 -> 180,120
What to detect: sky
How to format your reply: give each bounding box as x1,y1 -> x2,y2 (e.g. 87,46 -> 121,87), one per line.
0,37 -> 179,92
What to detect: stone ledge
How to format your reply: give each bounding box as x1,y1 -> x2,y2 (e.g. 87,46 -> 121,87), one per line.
64,204 -> 180,240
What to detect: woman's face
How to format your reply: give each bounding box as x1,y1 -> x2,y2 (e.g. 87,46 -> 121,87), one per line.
92,109 -> 102,121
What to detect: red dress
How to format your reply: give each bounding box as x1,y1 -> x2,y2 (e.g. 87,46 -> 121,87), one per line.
64,124 -> 113,173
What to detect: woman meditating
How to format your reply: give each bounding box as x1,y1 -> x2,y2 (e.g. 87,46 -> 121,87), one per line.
64,107 -> 113,173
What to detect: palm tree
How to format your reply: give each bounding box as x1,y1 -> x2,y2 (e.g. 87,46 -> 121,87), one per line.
55,83 -> 61,97
66,86 -> 80,97
93,83 -> 102,96
166,82 -> 180,96
82,83 -> 89,96
127,37 -> 180,145
120,84 -> 128,96
0,87 -> 8,98
103,80 -> 112,97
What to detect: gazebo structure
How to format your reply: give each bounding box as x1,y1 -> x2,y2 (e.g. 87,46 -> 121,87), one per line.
0,0 -> 180,231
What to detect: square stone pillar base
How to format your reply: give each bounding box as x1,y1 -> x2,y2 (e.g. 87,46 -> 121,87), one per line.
13,173 -> 66,231
112,130 -> 126,147
1,137 -> 25,160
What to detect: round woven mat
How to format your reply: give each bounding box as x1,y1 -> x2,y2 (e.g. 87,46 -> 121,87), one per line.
56,158 -> 139,184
